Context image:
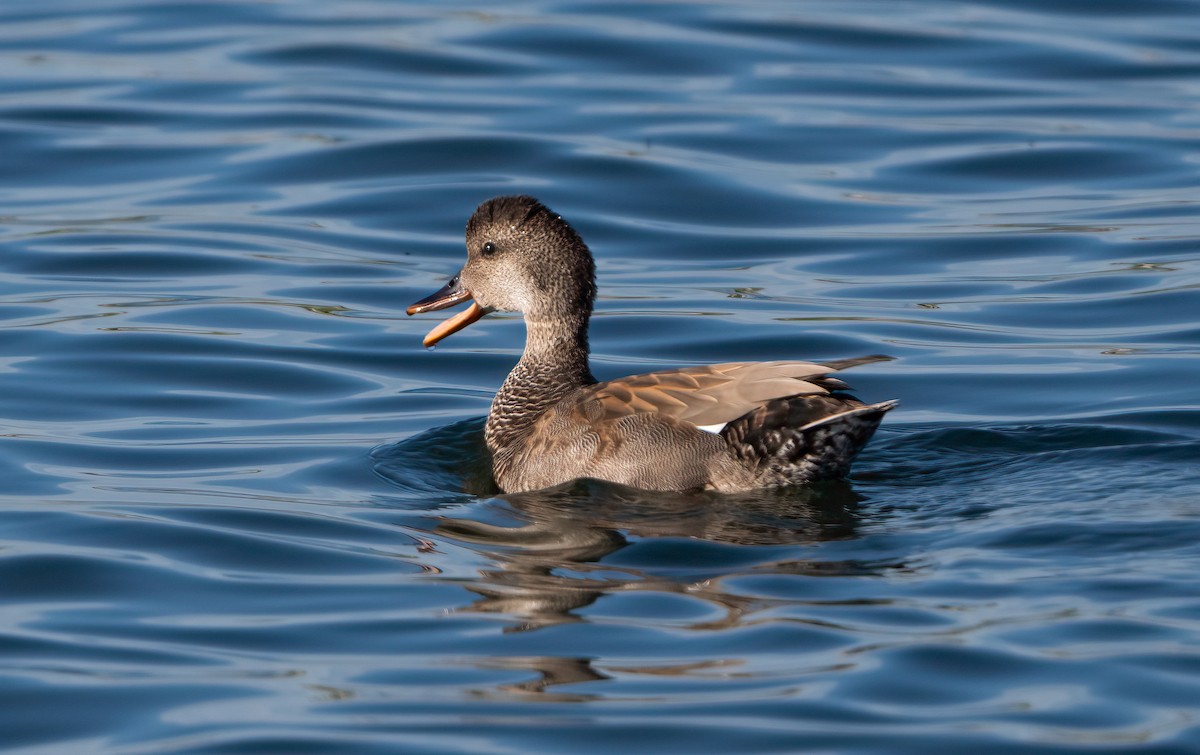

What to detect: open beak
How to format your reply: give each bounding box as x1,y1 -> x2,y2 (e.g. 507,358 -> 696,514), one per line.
406,273 -> 488,348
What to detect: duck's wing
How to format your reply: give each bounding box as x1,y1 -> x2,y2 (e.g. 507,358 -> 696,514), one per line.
574,360 -> 860,429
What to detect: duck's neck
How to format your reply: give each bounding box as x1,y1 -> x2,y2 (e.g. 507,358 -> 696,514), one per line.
485,313 -> 595,455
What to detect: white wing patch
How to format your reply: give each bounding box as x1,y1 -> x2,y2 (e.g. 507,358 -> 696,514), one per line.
695,423 -> 727,434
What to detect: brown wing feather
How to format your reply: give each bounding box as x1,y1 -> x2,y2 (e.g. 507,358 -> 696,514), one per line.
575,360 -> 846,428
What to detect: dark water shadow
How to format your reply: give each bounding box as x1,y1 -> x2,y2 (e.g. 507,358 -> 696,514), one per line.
858,414 -> 1200,519
370,416 -> 498,499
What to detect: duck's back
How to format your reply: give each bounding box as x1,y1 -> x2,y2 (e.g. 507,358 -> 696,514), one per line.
488,360 -> 896,493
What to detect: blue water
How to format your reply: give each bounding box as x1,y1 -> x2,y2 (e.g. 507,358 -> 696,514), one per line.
2,1 -> 1199,752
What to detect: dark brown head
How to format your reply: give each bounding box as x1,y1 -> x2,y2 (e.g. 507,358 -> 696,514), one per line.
408,196 -> 596,346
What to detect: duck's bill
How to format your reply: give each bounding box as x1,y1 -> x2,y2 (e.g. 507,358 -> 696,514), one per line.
419,301 -> 486,347
406,274 -> 488,347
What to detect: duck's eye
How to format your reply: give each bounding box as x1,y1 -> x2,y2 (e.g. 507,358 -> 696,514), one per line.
481,242 -> 497,257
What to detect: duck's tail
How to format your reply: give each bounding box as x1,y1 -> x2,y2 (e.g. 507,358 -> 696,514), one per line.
722,395 -> 898,486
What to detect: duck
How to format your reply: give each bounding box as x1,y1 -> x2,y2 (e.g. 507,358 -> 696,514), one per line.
407,195 -> 897,494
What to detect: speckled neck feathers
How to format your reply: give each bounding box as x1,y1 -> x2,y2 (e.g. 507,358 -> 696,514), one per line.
465,197 -> 598,456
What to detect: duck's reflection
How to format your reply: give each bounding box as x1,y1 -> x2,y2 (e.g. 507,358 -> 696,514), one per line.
384,420 -> 900,698
470,655 -> 610,702
466,655 -> 748,703
436,478 -> 879,634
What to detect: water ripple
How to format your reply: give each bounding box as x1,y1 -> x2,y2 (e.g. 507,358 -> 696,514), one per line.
1,0 -> 1199,753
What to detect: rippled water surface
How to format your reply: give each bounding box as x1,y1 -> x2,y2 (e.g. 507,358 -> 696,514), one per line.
3,1 -> 1200,752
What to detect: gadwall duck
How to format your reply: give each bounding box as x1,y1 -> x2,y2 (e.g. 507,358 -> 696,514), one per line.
408,195 -> 897,494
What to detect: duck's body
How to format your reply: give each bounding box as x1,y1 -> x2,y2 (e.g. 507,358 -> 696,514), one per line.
408,195 -> 896,494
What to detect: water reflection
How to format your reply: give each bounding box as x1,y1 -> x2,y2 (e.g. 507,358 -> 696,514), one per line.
471,656 -> 610,702
435,479 -> 878,636
377,414 -> 913,702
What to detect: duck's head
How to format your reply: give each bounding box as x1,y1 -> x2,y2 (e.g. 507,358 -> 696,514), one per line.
407,195 -> 596,347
